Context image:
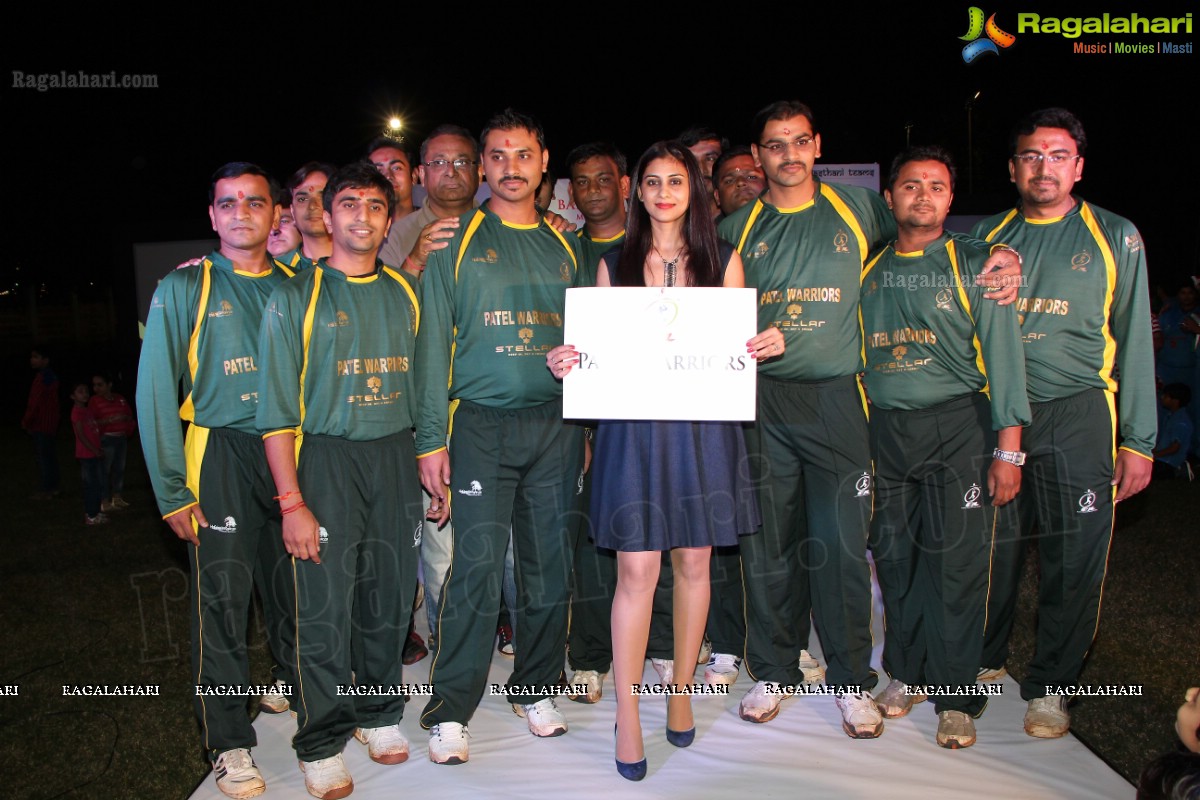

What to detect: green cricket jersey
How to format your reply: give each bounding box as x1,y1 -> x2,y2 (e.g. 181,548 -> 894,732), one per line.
973,199 -> 1154,456
575,229 -> 625,288
137,251 -> 295,516
256,260 -> 421,441
860,234 -> 1030,429
414,201 -> 580,456
718,180 -> 895,381
277,247 -> 316,272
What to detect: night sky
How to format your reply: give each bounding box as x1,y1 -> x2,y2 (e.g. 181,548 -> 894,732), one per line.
6,3 -> 1196,321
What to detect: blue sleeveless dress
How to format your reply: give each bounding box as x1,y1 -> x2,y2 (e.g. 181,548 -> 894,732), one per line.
590,242 -> 761,552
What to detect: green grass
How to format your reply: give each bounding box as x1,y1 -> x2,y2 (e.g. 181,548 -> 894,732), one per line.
0,426 -> 1194,797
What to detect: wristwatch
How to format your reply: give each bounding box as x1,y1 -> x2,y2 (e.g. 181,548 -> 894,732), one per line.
993,448 -> 1026,466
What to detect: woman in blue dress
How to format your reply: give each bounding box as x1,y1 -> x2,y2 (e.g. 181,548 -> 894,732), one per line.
548,141 -> 784,779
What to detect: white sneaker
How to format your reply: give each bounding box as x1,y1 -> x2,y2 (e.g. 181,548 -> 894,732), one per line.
739,680 -> 785,723
651,657 -> 674,686
513,697 -> 568,737
567,669 -> 604,704
937,710 -> 977,748
258,678 -> 290,714
298,753 -> 352,800
697,636 -> 712,664
1024,696 -> 1070,738
213,748 -> 265,800
799,650 -> 826,684
354,723 -> 409,764
977,665 -> 1008,682
704,653 -> 742,686
835,691 -> 884,738
874,678 -> 926,719
428,722 -> 469,764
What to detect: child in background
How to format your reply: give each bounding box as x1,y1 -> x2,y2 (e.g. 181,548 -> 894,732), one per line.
70,382 -> 107,526
1154,383 -> 1194,480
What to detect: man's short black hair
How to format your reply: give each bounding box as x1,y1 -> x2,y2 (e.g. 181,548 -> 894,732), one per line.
1010,108 -> 1087,157
420,124 -> 477,164
480,108 -> 546,153
565,142 -> 628,178
888,145 -> 958,193
364,136 -> 415,167
208,162 -> 279,205
751,101 -> 817,144
677,125 -> 728,151
286,161 -> 338,193
322,162 -> 397,218
712,145 -> 755,179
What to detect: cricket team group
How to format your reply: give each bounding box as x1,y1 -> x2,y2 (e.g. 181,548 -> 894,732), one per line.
137,100 -> 1153,799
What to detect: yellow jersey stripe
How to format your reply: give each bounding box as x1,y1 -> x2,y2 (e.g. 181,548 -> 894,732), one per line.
1080,204 -> 1119,392
735,200 -> 765,254
948,241 -> 990,398
821,184 -> 868,264
982,209 -> 1020,242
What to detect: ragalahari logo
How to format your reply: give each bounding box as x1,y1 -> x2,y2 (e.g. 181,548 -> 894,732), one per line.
960,7 -> 1017,62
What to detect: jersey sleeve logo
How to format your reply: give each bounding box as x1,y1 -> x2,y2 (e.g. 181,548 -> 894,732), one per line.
1124,234 -> 1142,253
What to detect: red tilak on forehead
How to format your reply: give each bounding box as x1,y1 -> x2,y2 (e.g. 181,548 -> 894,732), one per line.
781,127 -> 791,136
922,173 -> 928,179
1041,140 -> 1049,150
237,190 -> 245,199
505,138 -> 512,147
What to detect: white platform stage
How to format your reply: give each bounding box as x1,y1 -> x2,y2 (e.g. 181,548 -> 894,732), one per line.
190,567 -> 1133,800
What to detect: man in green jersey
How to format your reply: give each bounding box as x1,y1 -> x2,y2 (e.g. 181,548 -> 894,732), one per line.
718,100 -> 1022,738
137,162 -> 294,800
258,162 -> 422,799
861,146 -> 1029,749
416,109 -> 584,764
974,108 -> 1154,739
276,162 -> 335,272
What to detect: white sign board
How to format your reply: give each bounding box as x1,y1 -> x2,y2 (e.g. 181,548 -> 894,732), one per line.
562,287 -> 757,421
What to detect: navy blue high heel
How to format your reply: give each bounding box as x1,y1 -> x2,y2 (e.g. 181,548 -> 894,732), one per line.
614,725 -> 647,781
666,695 -> 695,747
665,725 -> 695,748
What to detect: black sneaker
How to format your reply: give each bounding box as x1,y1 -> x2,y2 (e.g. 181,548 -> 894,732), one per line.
496,623 -> 514,656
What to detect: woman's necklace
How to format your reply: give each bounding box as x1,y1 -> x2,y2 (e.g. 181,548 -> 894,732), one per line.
652,244 -> 685,287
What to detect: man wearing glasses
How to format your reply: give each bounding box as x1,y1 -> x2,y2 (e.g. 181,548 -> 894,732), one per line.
379,124 -> 482,278
974,107 -> 1154,740
718,100 -> 1022,738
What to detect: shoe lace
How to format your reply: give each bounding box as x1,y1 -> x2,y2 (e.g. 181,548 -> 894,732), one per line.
217,749 -> 252,771
434,723 -> 467,743
529,698 -> 558,716
710,653 -> 739,669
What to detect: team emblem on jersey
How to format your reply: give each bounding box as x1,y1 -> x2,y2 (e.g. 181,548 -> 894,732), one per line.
854,472 -> 872,498
936,289 -> 953,311
518,327 -> 534,344
1070,251 -> 1091,272
367,376 -> 382,396
413,521 -> 422,548
209,516 -> 238,533
1124,234 -> 1142,252
459,480 -> 483,497
892,345 -> 908,359
327,310 -> 350,328
208,300 -> 234,319
752,242 -> 769,259
786,303 -> 803,320
962,484 -> 982,509
1078,489 -> 1098,513
559,259 -> 572,283
472,248 -> 499,264
319,527 -> 329,544
833,231 -> 850,254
